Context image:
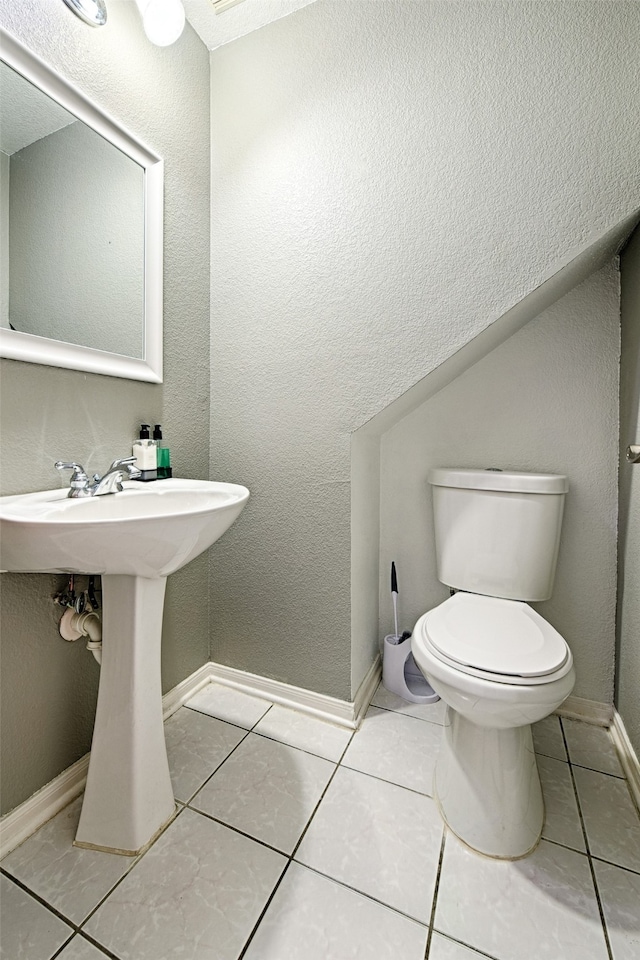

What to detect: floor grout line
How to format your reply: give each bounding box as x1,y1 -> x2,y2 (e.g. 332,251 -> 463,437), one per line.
288,747 -> 346,861
181,705 -> 266,734
367,701 -> 446,728
423,828 -> 446,959
586,851 -> 615,960
48,933 -> 77,960
0,867 -> 80,931
570,761 -> 625,780
541,834 -> 587,857
430,928 -> 504,960
184,805 -> 293,859
338,761 -> 436,799
235,859 -> 292,960
176,726 -> 253,805
287,860 -> 431,928
534,750 -> 570,763
541,834 -> 640,876
560,717 -> 615,960
244,726 -> 353,764
590,854 -> 640,877
56,929 -> 122,960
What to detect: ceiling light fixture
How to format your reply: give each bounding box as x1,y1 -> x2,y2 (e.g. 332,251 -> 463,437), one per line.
61,0 -> 107,27
135,0 -> 186,47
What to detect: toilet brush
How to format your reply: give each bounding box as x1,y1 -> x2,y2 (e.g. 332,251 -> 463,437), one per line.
391,561 -> 400,643
383,561 -> 439,703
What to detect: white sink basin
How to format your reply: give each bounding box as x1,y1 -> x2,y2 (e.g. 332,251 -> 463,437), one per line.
0,476 -> 249,856
0,478 -> 249,578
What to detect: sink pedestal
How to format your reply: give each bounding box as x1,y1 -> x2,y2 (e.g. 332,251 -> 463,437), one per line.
74,575 -> 176,855
0,478 -> 250,854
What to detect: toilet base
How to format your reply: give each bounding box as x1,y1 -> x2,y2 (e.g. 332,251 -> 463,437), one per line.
435,708 -> 544,859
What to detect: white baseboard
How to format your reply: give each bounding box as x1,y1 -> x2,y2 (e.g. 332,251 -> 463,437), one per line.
352,655 -> 382,726
0,658 -> 381,860
162,662 -> 213,721
555,695 -> 614,727
206,656 -> 381,730
610,709 -> 640,812
0,753 -> 90,861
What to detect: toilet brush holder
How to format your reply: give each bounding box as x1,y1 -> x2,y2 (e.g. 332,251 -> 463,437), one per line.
382,634 -> 440,704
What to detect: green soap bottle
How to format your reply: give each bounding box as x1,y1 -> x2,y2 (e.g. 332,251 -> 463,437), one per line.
153,424 -> 172,479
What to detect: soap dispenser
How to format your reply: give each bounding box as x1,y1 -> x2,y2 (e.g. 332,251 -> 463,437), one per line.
153,424 -> 172,479
132,424 -> 158,482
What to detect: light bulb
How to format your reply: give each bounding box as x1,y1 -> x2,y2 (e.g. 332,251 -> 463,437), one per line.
136,0 -> 185,47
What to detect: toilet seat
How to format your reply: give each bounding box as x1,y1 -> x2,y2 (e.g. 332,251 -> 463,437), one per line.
421,592 -> 570,685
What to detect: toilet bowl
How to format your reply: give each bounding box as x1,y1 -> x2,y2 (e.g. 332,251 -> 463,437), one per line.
413,593 -> 574,858
412,467 -> 575,859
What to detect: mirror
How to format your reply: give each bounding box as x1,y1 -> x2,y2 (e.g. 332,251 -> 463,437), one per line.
0,29 -> 163,382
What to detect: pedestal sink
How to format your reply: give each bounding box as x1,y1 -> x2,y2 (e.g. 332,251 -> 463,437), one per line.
0,478 -> 249,855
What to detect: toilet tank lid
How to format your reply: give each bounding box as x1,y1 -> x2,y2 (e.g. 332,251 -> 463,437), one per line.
428,468 -> 568,495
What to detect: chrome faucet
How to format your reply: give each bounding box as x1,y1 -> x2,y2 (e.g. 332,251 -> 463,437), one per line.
55,458 -> 142,498
91,458 -> 142,495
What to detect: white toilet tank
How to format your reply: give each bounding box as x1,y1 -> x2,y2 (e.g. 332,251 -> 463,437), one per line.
429,468 -> 568,601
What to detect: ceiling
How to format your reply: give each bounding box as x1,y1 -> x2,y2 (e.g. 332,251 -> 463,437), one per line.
1,1 -> 316,154
183,0 -> 316,51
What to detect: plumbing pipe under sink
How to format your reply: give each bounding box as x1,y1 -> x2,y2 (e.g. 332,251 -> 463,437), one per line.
59,607 -> 102,664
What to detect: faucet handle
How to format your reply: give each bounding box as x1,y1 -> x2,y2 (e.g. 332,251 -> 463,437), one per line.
55,461 -> 89,483
108,456 -> 142,479
55,461 -> 91,497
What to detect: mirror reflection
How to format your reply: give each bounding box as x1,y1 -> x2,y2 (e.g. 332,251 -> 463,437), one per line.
0,60 -> 145,359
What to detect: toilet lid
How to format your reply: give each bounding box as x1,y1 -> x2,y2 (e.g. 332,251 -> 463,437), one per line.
424,593 -> 568,678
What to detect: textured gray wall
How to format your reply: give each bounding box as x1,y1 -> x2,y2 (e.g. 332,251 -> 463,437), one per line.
617,228 -> 640,754
208,1 -> 640,700
0,1 -> 210,816
380,263 -> 621,704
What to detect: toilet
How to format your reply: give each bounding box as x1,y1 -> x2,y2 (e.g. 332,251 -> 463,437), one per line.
411,467 -> 575,860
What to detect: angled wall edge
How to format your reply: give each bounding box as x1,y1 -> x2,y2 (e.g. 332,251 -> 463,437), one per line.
350,209 -> 640,697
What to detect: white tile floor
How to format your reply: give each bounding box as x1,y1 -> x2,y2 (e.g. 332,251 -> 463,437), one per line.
2,683 -> 640,960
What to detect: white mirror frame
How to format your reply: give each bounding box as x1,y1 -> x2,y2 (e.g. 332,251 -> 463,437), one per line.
0,28 -> 163,382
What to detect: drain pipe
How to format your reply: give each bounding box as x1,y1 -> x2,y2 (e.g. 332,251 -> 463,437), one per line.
59,608 -> 103,665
